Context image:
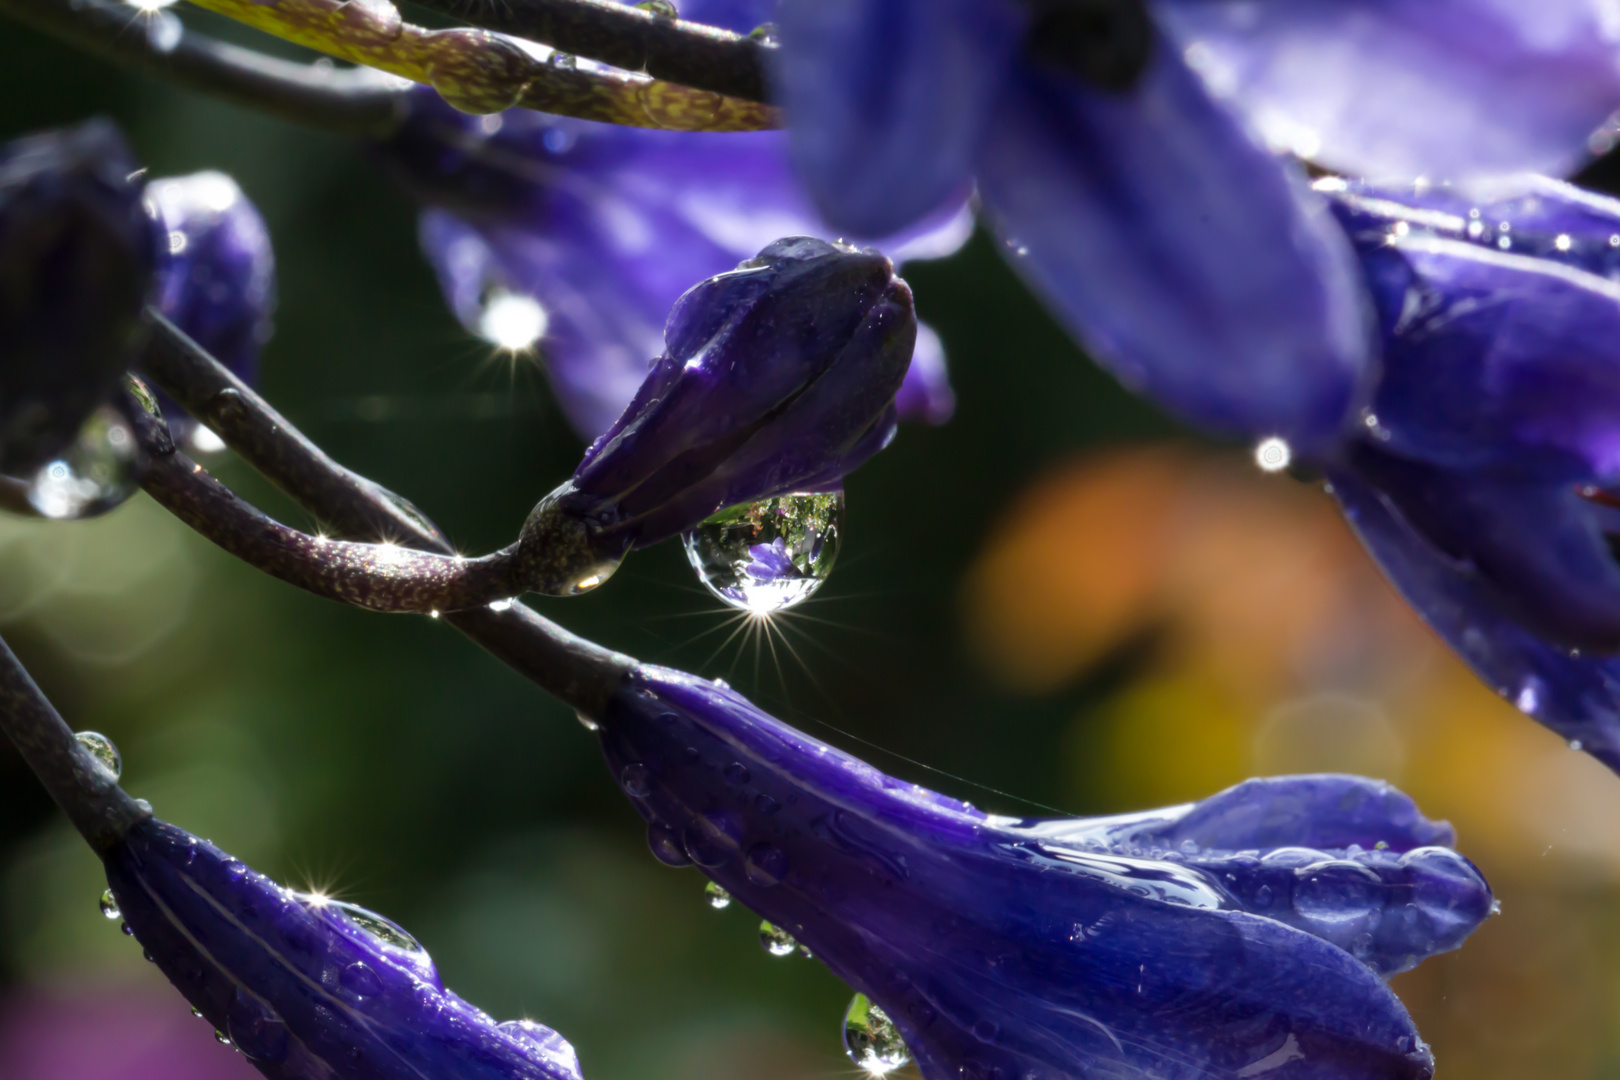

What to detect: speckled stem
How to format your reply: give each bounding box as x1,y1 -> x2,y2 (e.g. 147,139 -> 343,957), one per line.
136,313 -> 633,713
406,0 -> 770,103
0,0 -> 408,138
181,0 -> 779,130
0,634 -> 151,854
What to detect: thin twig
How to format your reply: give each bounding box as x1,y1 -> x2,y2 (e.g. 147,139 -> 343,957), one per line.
405,0 -> 771,103
181,0 -> 778,130
0,0 -> 409,138
0,634 -> 151,854
136,312 -> 633,713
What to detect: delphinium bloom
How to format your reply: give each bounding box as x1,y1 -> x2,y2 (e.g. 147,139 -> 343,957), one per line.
518,235 -> 912,604
771,0 -> 1620,452
105,812 -> 587,1080
1314,176 -> 1620,775
370,0 -> 967,443
590,663 -> 1494,1080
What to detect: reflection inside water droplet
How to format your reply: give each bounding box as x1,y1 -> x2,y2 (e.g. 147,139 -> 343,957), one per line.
844,993 -> 910,1075
634,0 -> 676,14
758,920 -> 798,957
76,731 -> 122,781
705,881 -> 732,909
682,492 -> 842,613
99,888 -> 120,920
298,893 -> 426,955
24,406 -> 141,519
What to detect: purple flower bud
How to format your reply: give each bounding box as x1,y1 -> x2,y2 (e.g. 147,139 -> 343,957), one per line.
593,665 -> 1496,1080
146,171 -> 277,442
0,120 -> 156,474
515,237 -> 913,595
103,816 -> 585,1080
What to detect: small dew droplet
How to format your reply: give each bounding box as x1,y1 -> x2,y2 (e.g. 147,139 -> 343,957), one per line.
120,921 -> 134,936
1254,437 -> 1291,473
575,711 -> 600,733
683,492 -> 842,613
634,0 -> 676,14
215,1030 -> 232,1046
758,920 -> 798,957
843,993 -> 911,1075
549,51 -> 577,69
99,889 -> 120,920
705,881 -> 732,909
621,763 -> 652,798
191,1007 -> 204,1019
748,21 -> 779,46
75,731 -> 121,781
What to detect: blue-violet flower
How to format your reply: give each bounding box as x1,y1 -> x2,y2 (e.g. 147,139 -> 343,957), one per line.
592,663 -> 1494,1080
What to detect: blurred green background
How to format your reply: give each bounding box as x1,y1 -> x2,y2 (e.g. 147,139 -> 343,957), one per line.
5,11 -> 1620,1079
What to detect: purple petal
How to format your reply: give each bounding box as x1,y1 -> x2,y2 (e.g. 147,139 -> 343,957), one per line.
894,322 -> 955,424
1326,176 -> 1620,479
1154,0 -> 1620,180
593,665 -> 1491,1080
1331,459 -> 1620,775
105,816 -> 585,1080
976,45 -> 1373,453
772,0 -> 1021,236
384,89 -> 965,439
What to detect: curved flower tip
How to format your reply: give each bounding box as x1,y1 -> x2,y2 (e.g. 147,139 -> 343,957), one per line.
515,236 -> 913,595
146,171 -> 277,437
0,119 -> 156,475
976,42 -> 1374,454
377,86 -> 965,443
1330,461 -> 1620,777
1155,0 -> 1620,181
103,816 -> 585,1080
592,664 -> 1495,1080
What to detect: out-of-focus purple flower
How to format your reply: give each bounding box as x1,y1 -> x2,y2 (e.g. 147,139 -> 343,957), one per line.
371,48 -> 968,442
772,0 -> 1620,452
0,119 -> 156,474
516,236 -> 911,594
1319,176 -> 1620,775
145,170 -> 277,441
103,815 -> 586,1080
0,983 -> 254,1080
592,663 -> 1493,1080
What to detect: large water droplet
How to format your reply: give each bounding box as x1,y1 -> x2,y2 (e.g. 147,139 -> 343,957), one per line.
705,881 -> 732,909
759,920 -> 798,957
75,731 -> 121,781
227,987 -> 289,1062
649,823 -> 693,867
24,405 -> 141,519
621,763 -> 652,798
1294,860 -> 1384,926
99,889 -> 120,920
682,492 -> 842,612
843,993 -> 910,1075
748,21 -> 779,46
300,894 -> 426,955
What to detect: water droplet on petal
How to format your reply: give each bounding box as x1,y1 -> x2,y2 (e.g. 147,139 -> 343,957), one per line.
549,51 -> 577,69
227,987 -> 288,1062
744,843 -> 787,887
682,492 -> 842,612
75,731 -> 121,780
1254,884 -> 1273,909
648,823 -> 692,867
724,762 -> 751,785
215,1030 -> 232,1046
575,710 -> 600,732
621,763 -> 652,798
300,894 -> 427,956
759,920 -> 798,957
705,881 -> 732,909
191,1007 -> 204,1019
99,889 -> 121,920
635,0 -> 676,14
25,406 -> 141,519
843,993 -> 910,1075
340,961 -> 383,999
748,22 -> 779,46
120,921 -> 134,936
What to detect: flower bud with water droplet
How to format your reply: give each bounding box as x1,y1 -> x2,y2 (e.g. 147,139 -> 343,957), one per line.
586,663 -> 1490,1080
516,237 -> 913,596
0,120 -> 156,475
101,816 -> 586,1080
145,171 -> 276,448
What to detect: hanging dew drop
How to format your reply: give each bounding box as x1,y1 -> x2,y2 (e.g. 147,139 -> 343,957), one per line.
635,0 -> 676,14
682,492 -> 842,613
705,881 -> 732,909
843,993 -> 911,1075
759,920 -> 798,957
748,21 -> 778,45
99,889 -> 120,920
26,405 -> 142,520
75,731 -> 122,781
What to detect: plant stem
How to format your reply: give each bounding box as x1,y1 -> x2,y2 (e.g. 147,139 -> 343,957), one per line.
0,634 -> 151,854
405,0 -> 771,104
0,0 -> 409,138
180,0 -> 778,130
137,313 -> 633,713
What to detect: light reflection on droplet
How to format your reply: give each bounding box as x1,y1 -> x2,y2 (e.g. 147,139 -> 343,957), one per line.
758,920 -> 798,957
76,731 -> 122,780
705,881 -> 732,909
1254,437 -> 1291,473
843,993 -> 911,1075
477,292 -> 547,351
